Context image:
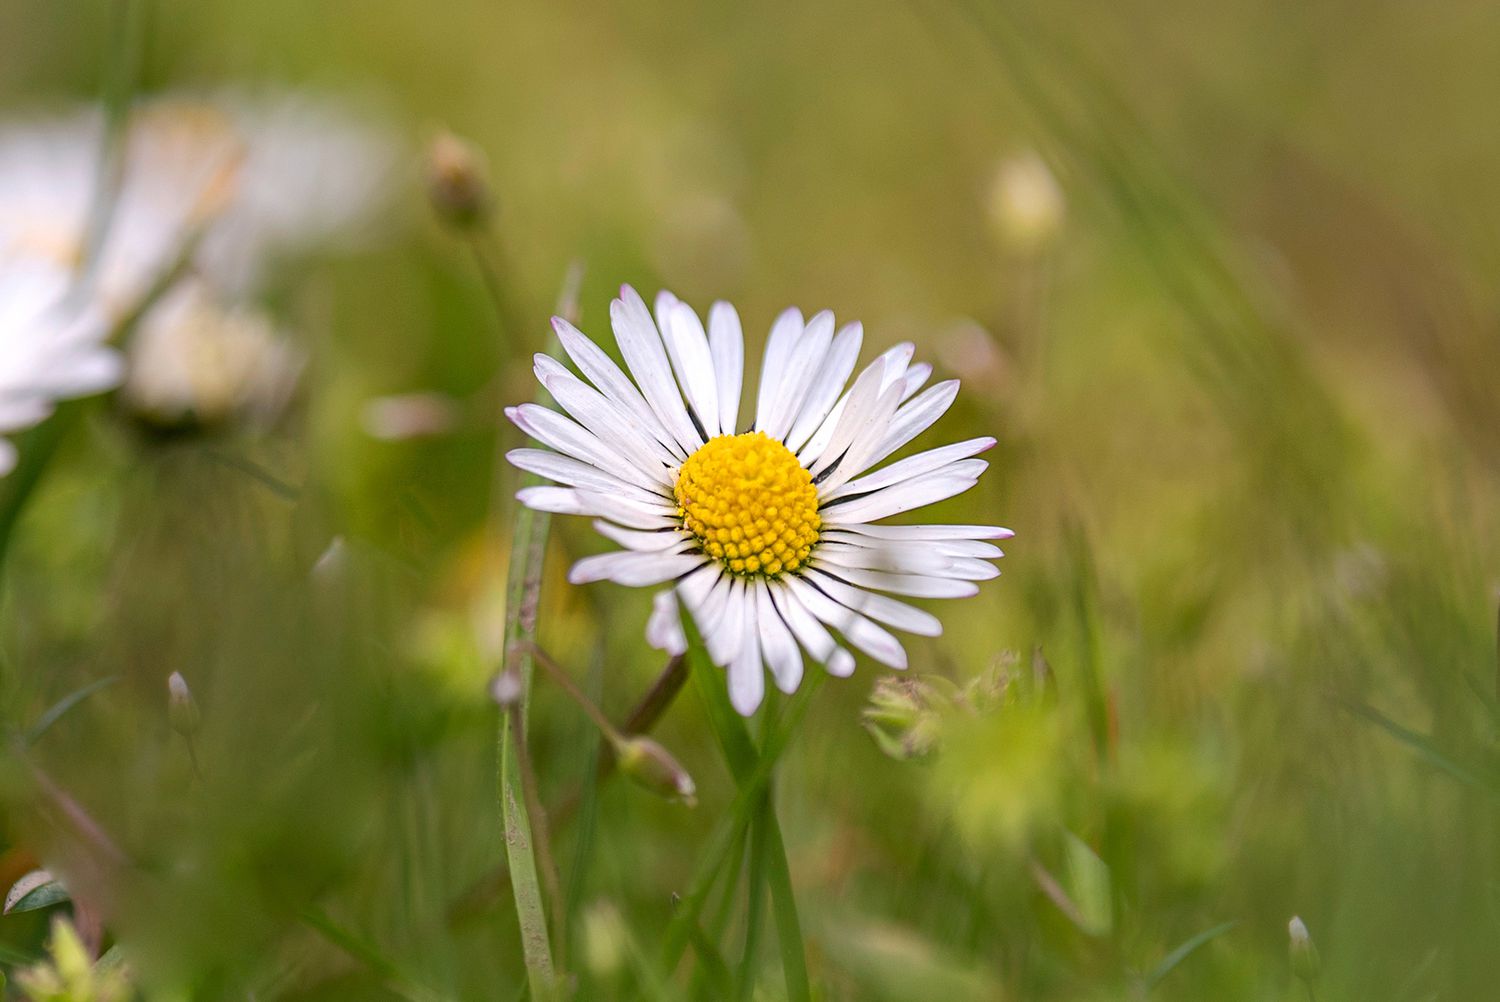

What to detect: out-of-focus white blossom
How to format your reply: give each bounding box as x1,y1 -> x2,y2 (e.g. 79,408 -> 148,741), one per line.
120,277 -> 302,431
0,91 -> 398,317
0,258 -> 119,474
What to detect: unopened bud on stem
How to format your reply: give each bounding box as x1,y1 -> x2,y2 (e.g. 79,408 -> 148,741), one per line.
167,672 -> 201,736
615,735 -> 696,805
1288,915 -> 1320,983
425,131 -> 491,230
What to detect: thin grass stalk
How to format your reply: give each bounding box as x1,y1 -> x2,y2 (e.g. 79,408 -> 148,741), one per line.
488,263 -> 582,998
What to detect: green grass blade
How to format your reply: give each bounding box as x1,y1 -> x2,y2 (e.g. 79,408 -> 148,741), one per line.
685,626 -> 812,1002
1142,920 -> 1238,991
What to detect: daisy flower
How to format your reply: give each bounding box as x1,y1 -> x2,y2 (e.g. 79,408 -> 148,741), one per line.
0,257 -> 120,475
0,90 -> 396,318
508,286 -> 1011,714
120,277 -> 303,432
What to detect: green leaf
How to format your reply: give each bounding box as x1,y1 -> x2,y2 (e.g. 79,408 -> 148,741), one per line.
3,870 -> 69,915
1344,700 -> 1499,797
1062,831 -> 1113,937
24,676 -> 119,746
1142,920 -> 1238,991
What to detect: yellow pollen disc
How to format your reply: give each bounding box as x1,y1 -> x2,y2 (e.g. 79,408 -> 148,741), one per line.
674,431 -> 821,578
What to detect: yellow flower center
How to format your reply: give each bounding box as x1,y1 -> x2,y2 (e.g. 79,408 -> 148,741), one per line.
674,431 -> 821,578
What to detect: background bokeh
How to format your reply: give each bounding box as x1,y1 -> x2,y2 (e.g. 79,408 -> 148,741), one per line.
3,0 -> 1500,999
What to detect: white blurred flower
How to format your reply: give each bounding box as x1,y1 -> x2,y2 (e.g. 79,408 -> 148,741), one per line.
510,286 -> 1011,715
120,277 -> 302,431
986,151 -> 1065,251
0,257 -> 120,474
0,90 -> 397,317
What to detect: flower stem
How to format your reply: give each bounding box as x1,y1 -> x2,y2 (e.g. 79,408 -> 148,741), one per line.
735,790 -> 771,1001
671,627 -> 813,1002
488,263 -> 583,999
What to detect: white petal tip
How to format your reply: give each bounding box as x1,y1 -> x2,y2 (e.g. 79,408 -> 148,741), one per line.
730,687 -> 763,716
827,650 -> 856,678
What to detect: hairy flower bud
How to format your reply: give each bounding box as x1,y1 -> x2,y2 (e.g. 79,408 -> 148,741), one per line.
425,131 -> 491,230
167,672 -> 201,737
862,676 -> 955,760
615,735 -> 696,805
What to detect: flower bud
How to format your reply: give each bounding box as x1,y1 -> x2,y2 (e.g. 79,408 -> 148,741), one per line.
862,676 -> 954,760
167,672 -> 201,737
425,131 -> 491,230
615,735 -> 696,805
986,151 -> 1065,252
1288,915 -> 1320,982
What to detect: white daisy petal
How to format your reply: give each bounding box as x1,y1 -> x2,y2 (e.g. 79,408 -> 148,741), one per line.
804,354 -> 889,473
507,448 -> 669,504
819,460 -> 986,524
552,317 -> 682,457
762,310 -> 834,442
727,579 -> 765,714
611,286 -> 703,455
534,357 -> 678,480
708,301 -> 744,434
862,379 -> 961,473
822,522 -> 1015,542
771,582 -> 860,678
569,550 -> 703,587
676,561 -> 721,611
753,307 -> 803,431
810,565 -> 980,599
784,322 -> 862,453
706,572 -> 743,667
781,575 -> 908,670
0,260 -> 119,468
653,289 -> 680,332
508,403 -> 640,480
663,300 -> 720,438
592,520 -> 691,552
814,543 -> 969,579
816,378 -> 914,491
805,568 -> 942,637
875,343 -> 915,392
822,436 -> 995,502
516,486 -> 677,529
0,395 -> 55,433
821,530 -> 1005,560
646,589 -> 687,655
901,362 -> 932,401
755,579 -> 804,694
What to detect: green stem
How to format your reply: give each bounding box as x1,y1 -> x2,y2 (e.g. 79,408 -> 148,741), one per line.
668,631 -> 812,1001
657,673 -> 819,974
734,793 -> 770,1000
489,262 -> 581,998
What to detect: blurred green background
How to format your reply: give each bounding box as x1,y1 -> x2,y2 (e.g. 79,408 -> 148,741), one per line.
3,0 -> 1500,999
